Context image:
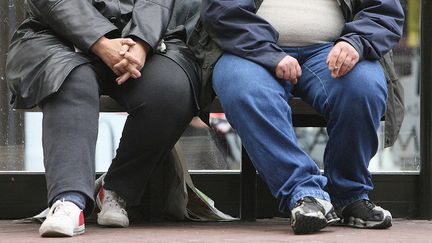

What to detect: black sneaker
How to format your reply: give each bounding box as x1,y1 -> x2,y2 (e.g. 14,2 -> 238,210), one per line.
338,199 -> 392,229
290,197 -> 339,234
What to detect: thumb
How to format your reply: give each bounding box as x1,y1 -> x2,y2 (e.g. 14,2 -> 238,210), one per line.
121,38 -> 136,46
119,44 -> 130,55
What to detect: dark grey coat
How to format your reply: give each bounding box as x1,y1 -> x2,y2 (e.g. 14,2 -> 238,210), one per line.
6,0 -> 201,110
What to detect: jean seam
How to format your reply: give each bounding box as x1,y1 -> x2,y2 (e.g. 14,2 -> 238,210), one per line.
302,64 -> 335,189
301,65 -> 331,116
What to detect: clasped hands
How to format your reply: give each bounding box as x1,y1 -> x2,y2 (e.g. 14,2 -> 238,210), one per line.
91,36 -> 150,85
275,41 -> 360,84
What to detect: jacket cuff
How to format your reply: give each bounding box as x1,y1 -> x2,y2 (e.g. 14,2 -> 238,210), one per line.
264,52 -> 288,74
123,28 -> 160,50
84,27 -> 120,53
125,34 -> 154,53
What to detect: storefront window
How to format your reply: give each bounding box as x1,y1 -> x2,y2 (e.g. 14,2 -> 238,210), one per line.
1,0 -> 25,171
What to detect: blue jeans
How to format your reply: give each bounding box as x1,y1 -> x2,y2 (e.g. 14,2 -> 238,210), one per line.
212,43 -> 387,212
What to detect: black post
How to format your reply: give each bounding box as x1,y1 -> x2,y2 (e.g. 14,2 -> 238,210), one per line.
419,0 -> 432,219
0,0 -> 25,170
240,147 -> 257,221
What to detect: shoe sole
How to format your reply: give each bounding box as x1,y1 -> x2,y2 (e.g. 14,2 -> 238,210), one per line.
40,225 -> 85,237
326,211 -> 341,225
97,215 -> 129,228
342,215 -> 392,229
291,212 -> 328,234
327,217 -> 341,225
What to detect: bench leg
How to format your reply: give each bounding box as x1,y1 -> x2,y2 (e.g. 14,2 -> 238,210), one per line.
240,146 -> 257,221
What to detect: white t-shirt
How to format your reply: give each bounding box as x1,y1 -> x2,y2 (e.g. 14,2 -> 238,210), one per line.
256,0 -> 346,46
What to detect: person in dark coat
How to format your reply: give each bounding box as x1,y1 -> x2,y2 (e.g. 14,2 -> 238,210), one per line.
197,0 -> 404,234
5,0 -> 200,237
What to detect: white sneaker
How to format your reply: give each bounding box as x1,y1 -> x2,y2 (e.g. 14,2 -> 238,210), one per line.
96,186 -> 129,227
39,200 -> 85,237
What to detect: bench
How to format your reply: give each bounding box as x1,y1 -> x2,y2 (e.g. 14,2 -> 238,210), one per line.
99,95 -> 325,221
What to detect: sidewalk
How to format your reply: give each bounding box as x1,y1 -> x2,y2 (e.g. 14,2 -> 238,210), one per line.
1,218 -> 431,242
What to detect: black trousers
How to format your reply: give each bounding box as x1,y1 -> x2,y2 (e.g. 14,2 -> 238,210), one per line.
40,54 -> 195,215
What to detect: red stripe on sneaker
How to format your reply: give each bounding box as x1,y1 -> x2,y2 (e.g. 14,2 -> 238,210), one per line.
79,211 -> 85,226
98,187 -> 104,202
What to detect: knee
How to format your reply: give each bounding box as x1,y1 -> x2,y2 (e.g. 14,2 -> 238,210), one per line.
41,64 -> 99,109
63,64 -> 100,102
162,84 -> 194,116
213,55 -> 277,110
131,77 -> 194,119
336,62 -> 387,113
161,75 -> 194,110
214,54 -> 266,89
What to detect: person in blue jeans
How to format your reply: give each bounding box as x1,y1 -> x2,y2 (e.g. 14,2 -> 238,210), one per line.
199,0 -> 404,234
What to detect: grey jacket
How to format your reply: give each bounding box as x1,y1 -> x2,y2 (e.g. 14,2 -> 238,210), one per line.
188,0 -> 405,147
6,0 -> 200,112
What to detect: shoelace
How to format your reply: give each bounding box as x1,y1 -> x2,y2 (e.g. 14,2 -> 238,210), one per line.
103,191 -> 127,212
361,200 -> 386,221
48,200 -> 72,217
363,200 -> 376,211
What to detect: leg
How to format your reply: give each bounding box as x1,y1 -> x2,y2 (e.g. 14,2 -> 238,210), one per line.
40,64 -> 100,213
39,64 -> 100,236
295,43 -> 391,228
103,54 -> 195,205
212,54 -> 329,213
295,44 -> 387,209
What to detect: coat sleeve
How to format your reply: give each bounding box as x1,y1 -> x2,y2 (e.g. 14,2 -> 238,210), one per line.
121,0 -> 175,50
201,0 -> 286,72
26,0 -> 119,53
338,0 -> 404,60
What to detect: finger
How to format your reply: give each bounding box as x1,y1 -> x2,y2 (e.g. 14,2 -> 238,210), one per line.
113,59 -> 130,74
296,64 -> 302,78
112,68 -> 121,76
335,47 -> 360,77
289,66 -> 298,84
116,72 -> 131,85
288,65 -> 302,85
275,67 -> 285,80
341,58 -> 358,77
333,53 -> 348,78
282,65 -> 292,81
121,38 -> 136,46
113,58 -> 129,70
327,46 -> 341,70
119,44 -> 130,55
122,51 -> 142,67
334,51 -> 347,71
126,64 -> 141,78
285,66 -> 297,84
337,56 -> 351,77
